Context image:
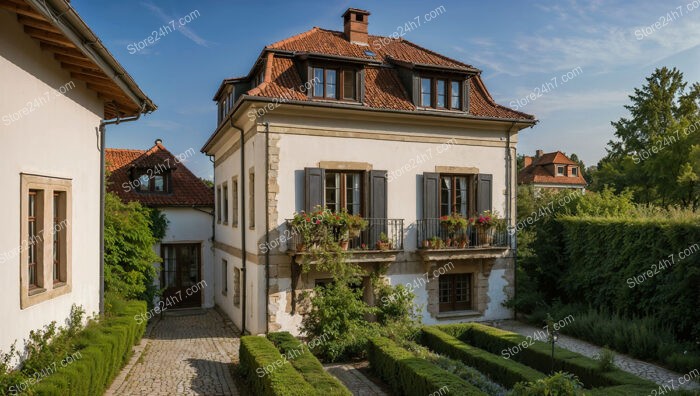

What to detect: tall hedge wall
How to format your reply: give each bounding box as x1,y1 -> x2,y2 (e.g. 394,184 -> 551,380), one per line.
553,216 -> 700,340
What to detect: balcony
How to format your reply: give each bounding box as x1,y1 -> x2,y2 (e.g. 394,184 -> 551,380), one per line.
285,218 -> 404,265
416,218 -> 509,261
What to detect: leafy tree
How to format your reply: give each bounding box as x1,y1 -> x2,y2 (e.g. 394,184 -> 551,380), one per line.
104,192 -> 161,304
594,67 -> 700,208
568,153 -> 592,184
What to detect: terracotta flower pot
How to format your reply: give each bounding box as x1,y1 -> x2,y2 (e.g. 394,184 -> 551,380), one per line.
339,240 -> 349,250
376,242 -> 390,251
296,243 -> 307,252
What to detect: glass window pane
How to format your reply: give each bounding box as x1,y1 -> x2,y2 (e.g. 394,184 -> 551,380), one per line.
451,81 -> 461,109
456,177 -> 468,216
326,69 -> 337,98
154,175 -> 164,192
345,173 -> 361,215
421,78 -> 432,106
139,174 -> 149,191
313,68 -> 324,97
439,277 -> 451,303
325,173 -> 340,212
437,80 -> 446,108
440,177 -> 452,216
343,70 -> 355,100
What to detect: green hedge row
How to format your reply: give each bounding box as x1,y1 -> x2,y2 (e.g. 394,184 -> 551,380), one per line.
30,300 -> 147,395
239,336 -> 316,396
367,336 -> 486,396
551,217 -> 700,341
437,323 -> 656,391
419,326 -> 545,388
267,332 -> 351,396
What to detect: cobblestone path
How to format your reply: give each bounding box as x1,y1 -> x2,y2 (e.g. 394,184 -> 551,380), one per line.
106,308 -> 240,396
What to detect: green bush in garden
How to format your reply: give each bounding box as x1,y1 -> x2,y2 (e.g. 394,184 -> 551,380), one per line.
267,332 -> 351,396
367,336 -> 486,396
419,326 -> 544,388
5,297 -> 148,395
437,323 -> 656,391
510,371 -> 584,395
239,336 -> 315,396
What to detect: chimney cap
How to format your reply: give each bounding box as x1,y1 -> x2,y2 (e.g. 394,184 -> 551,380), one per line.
155,139 -> 163,145
535,149 -> 544,157
342,8 -> 371,18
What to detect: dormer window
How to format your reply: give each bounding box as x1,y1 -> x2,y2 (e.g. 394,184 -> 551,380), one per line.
134,169 -> 171,193
571,167 -> 579,177
419,76 -> 462,110
556,165 -> 565,176
311,67 -> 357,101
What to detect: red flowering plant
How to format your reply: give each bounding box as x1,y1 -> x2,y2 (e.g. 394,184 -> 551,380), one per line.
440,213 -> 469,237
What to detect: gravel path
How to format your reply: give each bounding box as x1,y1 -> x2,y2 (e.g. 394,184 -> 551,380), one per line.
490,320 -> 699,391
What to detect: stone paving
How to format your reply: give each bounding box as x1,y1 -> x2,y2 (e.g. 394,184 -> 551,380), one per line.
491,320 -> 700,391
106,308 -> 240,396
324,362 -> 389,396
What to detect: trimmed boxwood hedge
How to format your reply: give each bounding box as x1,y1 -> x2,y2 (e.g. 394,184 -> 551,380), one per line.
267,332 -> 351,396
29,300 -> 147,395
239,335 -> 316,396
437,323 -> 657,391
420,326 -> 545,388
367,336 -> 486,396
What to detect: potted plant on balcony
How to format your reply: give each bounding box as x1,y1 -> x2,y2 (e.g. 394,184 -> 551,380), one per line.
474,210 -> 501,246
376,232 -> 391,251
440,213 -> 469,248
429,236 -> 444,249
345,212 -> 368,239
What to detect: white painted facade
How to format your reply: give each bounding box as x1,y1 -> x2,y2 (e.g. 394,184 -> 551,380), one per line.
208,102 -> 524,335
0,11 -> 102,358
153,207 -> 215,308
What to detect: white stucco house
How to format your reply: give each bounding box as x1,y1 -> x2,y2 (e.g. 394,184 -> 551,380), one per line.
0,0 -> 155,361
202,7 -> 536,335
106,141 -> 215,309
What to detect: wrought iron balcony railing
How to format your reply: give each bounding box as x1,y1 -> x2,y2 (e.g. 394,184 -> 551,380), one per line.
416,218 -> 509,249
285,218 -> 404,252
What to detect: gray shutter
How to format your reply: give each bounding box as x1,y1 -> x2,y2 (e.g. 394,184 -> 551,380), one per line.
305,167 -> 324,212
412,73 -> 421,105
463,78 -> 470,113
359,69 -> 366,103
423,172 -> 440,219
369,170 -> 387,219
476,173 -> 493,214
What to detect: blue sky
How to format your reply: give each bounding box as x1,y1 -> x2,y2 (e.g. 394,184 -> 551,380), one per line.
72,0 -> 700,179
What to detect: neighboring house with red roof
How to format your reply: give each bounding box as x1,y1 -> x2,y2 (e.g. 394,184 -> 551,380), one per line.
0,0 -> 154,362
202,8 -> 536,335
107,141 -> 215,309
518,150 -> 587,192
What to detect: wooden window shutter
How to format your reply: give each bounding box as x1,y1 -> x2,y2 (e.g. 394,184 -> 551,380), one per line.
476,173 -> 493,214
359,69 -> 366,103
423,172 -> 440,219
369,170 -> 388,219
304,167 -> 324,212
412,73 -> 421,105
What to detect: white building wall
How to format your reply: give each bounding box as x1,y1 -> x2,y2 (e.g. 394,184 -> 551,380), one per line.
0,11 -> 103,358
153,207 -> 215,308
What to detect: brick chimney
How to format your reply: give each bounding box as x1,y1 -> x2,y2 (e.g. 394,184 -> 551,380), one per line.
535,149 -> 544,158
343,8 -> 370,45
524,156 -> 533,167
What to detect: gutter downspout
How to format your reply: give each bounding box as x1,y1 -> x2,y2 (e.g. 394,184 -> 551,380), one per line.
505,122 -> 516,320
264,122 -> 270,334
229,119 -> 247,335
99,104 -> 146,314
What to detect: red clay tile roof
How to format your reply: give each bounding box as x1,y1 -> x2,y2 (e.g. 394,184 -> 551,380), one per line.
234,27 -> 534,121
106,143 -> 214,207
518,151 -> 587,186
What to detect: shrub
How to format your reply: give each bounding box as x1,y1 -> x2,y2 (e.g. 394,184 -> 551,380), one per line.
104,192 -> 162,306
267,332 -> 351,396
239,336 -> 316,396
300,282 -> 380,362
594,347 -> 615,372
367,336 -> 486,396
437,323 -> 656,390
419,326 -> 544,388
24,298 -> 147,395
510,371 -> 584,395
